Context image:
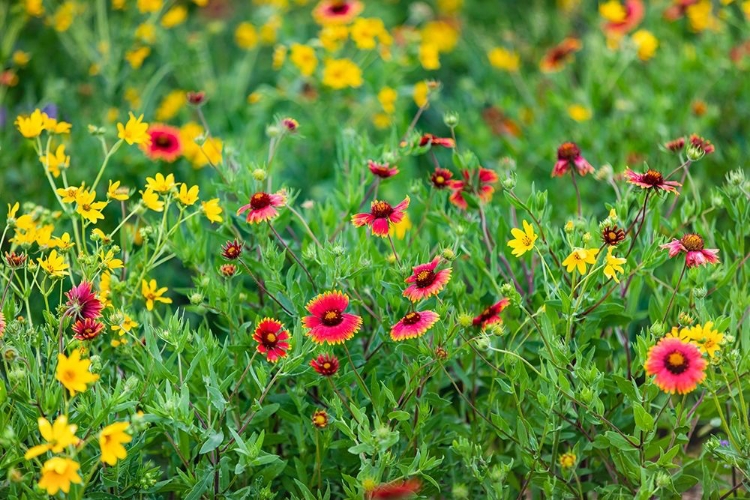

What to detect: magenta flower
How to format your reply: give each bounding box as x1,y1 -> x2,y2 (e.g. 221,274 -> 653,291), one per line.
72,318 -> 105,341
368,160 -> 399,179
302,291 -> 363,345
391,310 -> 440,341
65,282 -> 104,321
661,233 -> 720,268
625,168 -> 681,195
645,337 -> 706,394
552,142 -> 594,177
237,191 -> 286,224
351,196 -> 410,237
403,257 -> 452,302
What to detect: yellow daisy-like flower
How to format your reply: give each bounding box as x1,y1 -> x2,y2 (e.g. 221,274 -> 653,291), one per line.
389,212 -> 412,240
419,43 -> 441,70
50,232 -> 75,250
201,198 -> 223,223
117,112 -> 150,145
155,90 -> 186,121
99,249 -> 123,270
141,279 -> 172,311
567,104 -> 592,122
507,220 -> 537,258
413,81 -> 429,108
137,0 -> 163,14
75,189 -> 107,224
15,109 -> 47,138
145,173 -> 176,193
378,86 -> 397,114
685,321 -> 724,358
177,184 -> 200,206
559,452 -> 577,469
289,43 -> 318,77
107,180 -> 130,201
632,29 -> 658,61
235,22 -> 258,50
161,5 -> 187,28
37,457 -> 82,495
599,0 -> 626,22
112,313 -> 138,335
562,247 -> 599,274
24,416 -> 78,460
140,189 -> 164,212
99,422 -> 132,465
321,58 -> 363,89
39,144 -> 70,178
38,250 -> 69,278
56,185 -> 80,204
55,350 -> 99,396
603,247 -> 626,283
125,46 -> 151,69
487,47 -> 519,72
43,116 -> 72,134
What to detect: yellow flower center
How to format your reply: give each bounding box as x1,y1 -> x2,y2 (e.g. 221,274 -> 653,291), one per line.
266,333 -> 277,343
323,362 -> 331,369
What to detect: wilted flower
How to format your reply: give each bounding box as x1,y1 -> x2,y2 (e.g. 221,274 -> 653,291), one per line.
661,233 -> 720,268
237,191 -> 286,224
601,225 -> 626,246
625,168 -> 681,194
664,137 -> 686,152
368,160 -> 399,179
552,142 -> 594,177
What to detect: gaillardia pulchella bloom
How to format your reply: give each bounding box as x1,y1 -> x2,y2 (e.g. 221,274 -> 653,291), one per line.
403,257 -> 452,302
141,124 -> 182,163
624,168 -> 681,194
253,318 -> 291,362
65,281 -> 104,321
552,142 -> 594,177
303,291 -> 363,344
351,196 -> 410,237
72,318 -> 105,341
448,167 -> 498,209
430,167 -> 453,189
368,160 -> 399,179
237,191 -> 287,224
391,310 -> 439,341
661,233 -> 720,268
310,353 -> 340,376
645,337 -> 706,394
312,409 -> 329,429
601,225 -> 626,246
312,0 -> 363,25
221,239 -> 243,260
473,298 -> 510,329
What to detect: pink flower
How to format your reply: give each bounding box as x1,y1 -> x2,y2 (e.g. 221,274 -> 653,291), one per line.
473,299 -> 510,329
403,257 -> 452,302
419,133 -> 455,148
65,282 -> 104,321
303,291 -> 363,345
552,142 -> 594,177
72,318 -> 105,341
661,233 -> 720,268
141,124 -> 182,163
351,196 -> 410,237
689,134 -> 715,155
368,160 -> 399,179
645,337 -> 706,394
237,191 -> 286,224
390,310 -> 439,341
253,318 -> 290,362
625,168 -> 681,194
448,167 -> 498,209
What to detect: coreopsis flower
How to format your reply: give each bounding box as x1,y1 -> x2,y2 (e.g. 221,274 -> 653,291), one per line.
99,249 -> 124,270
603,247 -> 626,283
559,452 -> 577,469
403,257 -> 452,302
312,0 -> 363,25
75,189 -> 107,224
111,313 -> 138,336
38,250 -> 69,278
391,310 -> 440,341
624,168 -> 681,194
107,180 -> 130,201
117,112 -> 150,145
367,478 -> 421,499
552,142 -> 594,177
99,423 -> 132,466
661,233 -> 720,268
235,22 -> 258,49
632,29 -> 658,60
665,137 -> 686,152
201,198 -> 224,224
322,58 -> 363,89
253,318 -> 291,362
125,46 -> 151,69
289,43 -> 318,76
419,43 -> 440,70
473,299 -> 510,329
567,104 -> 592,122
39,144 -> 70,178
413,81 -> 429,108
368,160 -> 399,179
24,416 -> 78,459
237,191 -> 285,224
140,188 -> 164,212
303,291 -> 363,345
72,318 -> 105,341
351,196 -> 410,237
645,337 -> 706,394
142,124 -> 182,162
56,350 -> 99,396
65,282 -> 103,320
221,240 -> 243,260
51,232 -> 75,250
430,167 -> 453,189
312,409 -> 329,429
684,321 -> 723,358
161,5 -> 186,28
15,109 -> 47,138
418,133 -> 455,148
177,184 -> 199,206
57,185 -> 80,203
310,353 -> 340,376
141,279 -> 172,311
378,86 -> 397,113
507,220 -> 537,257
601,225 -> 626,246
540,37 -> 581,72
37,457 -> 82,495
688,133 -> 715,155
601,0 -> 645,36
145,173 -> 176,194
562,247 -> 600,274
488,47 -> 520,71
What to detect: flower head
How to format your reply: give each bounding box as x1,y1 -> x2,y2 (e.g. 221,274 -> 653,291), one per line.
625,168 -> 681,194
540,37 -> 581,72
253,318 -> 291,362
177,184 -> 199,206
117,112 -> 150,145
601,225 -> 626,246
221,240 -> 243,260
368,160 -> 399,179
602,0 -> 645,36
141,279 -> 172,311
419,133 -> 455,148
448,168 -> 498,209
145,173 -> 176,193
313,0 -> 363,25
75,189 -> 107,224
391,310 -> 440,341
684,321 -> 724,358
645,337 -> 706,394
107,180 -> 130,201
303,291 -> 362,345
352,196 -> 410,237
99,422 -> 132,465
237,192 -> 286,224
665,137 -> 686,153
310,353 -> 340,376
472,298 -> 510,329
661,233 -> 720,268
507,220 -> 537,257
603,247 -> 626,283
24,416 -> 78,460
56,350 -> 99,396
72,318 -> 105,341
553,142 -> 594,177
38,250 -> 69,278
141,124 -> 182,162
559,452 -> 577,469
430,167 -> 453,189
367,478 -> 421,499
322,58 -> 363,89
37,457 -> 82,495
65,282 -> 103,320
562,247 -> 600,274
689,133 -> 715,155
15,109 -> 48,138
39,144 -> 70,178
403,257 -> 452,302
201,198 -> 224,223
141,188 -> 164,212
312,409 -> 329,429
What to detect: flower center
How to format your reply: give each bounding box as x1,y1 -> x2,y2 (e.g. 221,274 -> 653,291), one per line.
82,204 -> 91,211
415,270 -> 436,288
371,201 -> 393,218
557,142 -> 580,161
328,2 -> 349,14
522,236 -> 532,246
266,333 -> 277,343
154,134 -> 172,147
250,192 -> 271,210
323,362 -> 331,369
665,351 -> 688,375
680,233 -> 704,251
436,175 -> 444,183
65,370 -> 77,382
402,312 -> 421,325
322,310 -> 343,326
642,169 -> 664,186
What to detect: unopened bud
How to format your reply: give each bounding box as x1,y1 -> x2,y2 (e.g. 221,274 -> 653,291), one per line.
443,111 -> 459,128
252,169 -> 267,181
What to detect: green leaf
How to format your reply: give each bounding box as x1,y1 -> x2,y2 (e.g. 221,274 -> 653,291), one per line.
388,410 -> 410,421
633,402 -> 654,433
199,431 -> 224,455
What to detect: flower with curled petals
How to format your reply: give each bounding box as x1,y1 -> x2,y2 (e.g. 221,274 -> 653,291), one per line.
237,191 -> 286,224
351,196 -> 410,237
303,291 -> 362,344
391,310 -> 439,341
473,299 -> 510,329
661,233 -> 719,268
403,257 -> 452,302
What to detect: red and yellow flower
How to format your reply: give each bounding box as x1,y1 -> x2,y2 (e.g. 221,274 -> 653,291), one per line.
303,291 -> 362,345
403,257 -> 452,302
645,337 -> 706,394
391,310 -> 439,341
351,197 -> 410,237
253,318 -> 291,362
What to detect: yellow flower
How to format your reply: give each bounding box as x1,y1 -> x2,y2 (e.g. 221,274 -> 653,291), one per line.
319,25 -> 348,51
155,90 -> 186,121
259,16 -> 281,44
25,0 -> 45,16
140,188 -> 164,212
559,452 -> 576,469
99,271 -> 112,308
124,87 -> 142,110
12,50 -> 31,67
24,416 -> 78,460
198,138 -> 223,168
247,92 -> 262,104
488,47 -> 519,72
43,116 -> 72,134
567,104 -> 592,122
419,43 -> 441,70
15,109 -> 47,138
56,350 -> 99,396
112,0 -> 126,8
141,279 -> 172,311
145,173 -> 176,193
686,0 -> 718,32
235,22 -> 259,49
57,185 -> 80,204
272,44 -> 287,70
599,0 -> 626,22
350,17 -> 386,50
290,43 -> 318,76
112,313 -> 138,335
413,81 -> 429,108
378,86 -> 397,114
609,208 -> 617,221
562,247 -> 599,274
389,213 -> 412,240
201,198 -> 223,223
39,144 -> 70,178
632,30 -> 658,61
51,232 -> 75,250
52,1 -> 76,32
38,250 -> 69,278
99,422 -> 132,465
438,0 -> 463,13
125,46 -> 151,69
135,23 -> 156,44
177,184 -> 200,206
603,247 -> 626,283
666,326 -> 691,341
372,113 -> 391,129
7,202 -> 20,220
322,58 -> 363,89
117,112 -> 150,145
107,180 -> 130,201
137,0 -> 163,13
38,457 -> 82,495
507,220 -> 537,257
75,189 -> 107,224
99,249 -> 123,270
685,321 -> 724,358
420,20 -> 459,53
161,5 -> 187,28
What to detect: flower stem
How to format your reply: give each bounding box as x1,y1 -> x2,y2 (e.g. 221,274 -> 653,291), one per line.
343,343 -> 374,404
663,263 -> 686,323
387,234 -> 401,265
269,222 -> 317,292
570,169 -> 582,218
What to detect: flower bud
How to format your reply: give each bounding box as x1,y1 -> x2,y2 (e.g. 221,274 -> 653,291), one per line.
186,91 -> 207,106
7,467 -> 22,483
199,276 -> 210,287
678,312 -> 695,326
457,313 -> 473,327
435,346 -> 448,360
452,484 -> 469,499
565,221 -> 574,233
331,245 -> 345,256
686,144 -> 705,162
474,334 -> 491,351
650,322 -> 665,336
7,367 -> 24,385
500,283 -> 514,297
386,253 -> 397,264
722,334 -> 735,345
578,387 -> 594,404
694,287 -> 707,299
441,248 -> 456,260
190,292 -> 204,305
3,347 -> 18,362
501,175 -> 516,190
252,168 -> 267,181
443,111 -> 459,128
655,472 -> 672,489
582,232 -> 591,243
488,322 -> 506,336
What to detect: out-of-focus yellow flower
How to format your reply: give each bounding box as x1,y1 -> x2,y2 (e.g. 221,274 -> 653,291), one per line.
140,189 -> 164,212
145,173 -> 175,193
290,44 -> 318,76
419,43 -> 440,70
420,20 -> 459,53
557,0 -> 581,11
350,17 -> 386,50
259,16 -> 281,44
43,116 -> 72,134
37,457 -> 82,495
107,180 -> 130,201
437,0 -> 463,14
235,22 -> 259,49
488,47 -> 519,72
52,2 -> 76,32
161,5 -> 187,28
38,250 -> 69,278
117,112 -> 149,145
177,184 -> 200,206
743,0 -> 750,18
137,0 -> 163,14
389,212 -> 412,240
106,108 -> 120,123
247,92 -> 262,104
599,0 -> 626,21
112,0 -> 126,10
7,202 -> 20,220
322,58 -> 362,89
319,25 -> 348,51
39,144 -> 70,178
378,86 -> 397,114
686,0 -> 719,32
632,29 -> 658,61
25,0 -> 45,17
12,51 -> 31,67
135,23 -> 156,44
272,45 -> 287,70
155,90 -> 186,121
193,0 -> 208,5
124,87 -> 142,110
196,137 -> 223,168
201,198 -> 223,223
125,46 -> 151,69
99,423 -> 132,466
567,104 -> 592,122
413,81 -> 429,108
372,113 -> 391,129
15,109 -> 47,138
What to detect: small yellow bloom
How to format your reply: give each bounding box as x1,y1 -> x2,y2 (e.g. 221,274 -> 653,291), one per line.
161,5 -> 187,28
57,185 -> 80,204
39,144 -> 70,178
24,416 -> 78,460
177,184 -> 200,206
99,422 -> 132,465
99,249 -> 124,270
124,87 -> 142,110
112,313 -> 138,335
140,188 -> 164,212
12,50 -> 31,67
145,173 -> 176,193
413,81 -> 429,108
75,189 -> 107,224
319,25 -> 348,51
378,86 -> 397,114
201,198 -> 223,223
135,23 -> 156,44
419,43 -> 441,70
125,46 -> 151,69
632,29 -> 658,61
562,247 -> 599,274
567,104 -> 592,122
609,208 -> 617,221
15,109 -> 47,138
43,116 -> 72,134
38,457 -> 82,495
51,232 -> 75,250
603,247 -> 626,283
155,90 -> 186,121
247,92 -> 262,104
141,279 -> 172,311
259,16 -> 281,44
55,350 -> 99,396
420,20 -> 459,53
117,112 -> 150,145
389,213 -> 412,240
322,58 -> 363,89
52,1 -> 76,32
507,220 -> 537,257
350,17 -> 386,50
372,113 -> 391,129
559,452 -> 576,469
599,0 -> 626,22
685,321 -> 724,358
107,180 -> 130,201
290,43 -> 318,76
38,250 -> 69,278
25,0 -> 45,17
272,44 -> 287,70
137,0 -> 163,13
235,22 -> 259,50
488,47 -> 519,72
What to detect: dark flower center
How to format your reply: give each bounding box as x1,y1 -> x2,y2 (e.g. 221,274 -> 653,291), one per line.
402,312 -> 421,325
680,233 -> 704,251
557,142 -> 580,161
665,350 -> 688,375
322,310 -> 343,326
250,192 -> 271,210
154,134 -> 173,148
415,270 -> 436,288
642,169 -> 664,186
371,201 -> 393,218
328,2 -> 349,14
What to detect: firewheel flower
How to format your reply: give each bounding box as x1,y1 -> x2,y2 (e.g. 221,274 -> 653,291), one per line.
141,279 -> 173,311
603,247 -> 626,283
37,457 -> 82,495
645,337 -> 706,394
507,220 -> 537,257
601,0 -> 645,36
141,124 -> 182,162
448,168 -> 498,209
552,142 -> 594,177
391,310 -> 440,341
24,416 -> 78,459
540,37 -> 581,72
403,257 -> 452,302
660,233 -> 720,268
473,298 -> 510,329
237,191 -> 286,224
419,133 -> 455,148
312,409 -> 329,429
312,0 -> 363,25
310,353 -> 340,376
368,160 -> 399,179
65,281 -> 103,320
72,318 -> 105,341
625,168 -> 681,194
430,167 -> 453,189
303,291 -> 363,345
367,478 -> 421,499
683,321 -> 724,358
562,247 -> 600,274
55,350 -> 100,396
99,422 -> 132,465
351,196 -> 410,237
253,318 -> 291,362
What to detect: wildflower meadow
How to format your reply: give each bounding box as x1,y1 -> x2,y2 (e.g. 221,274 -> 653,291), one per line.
2,0 -> 750,498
